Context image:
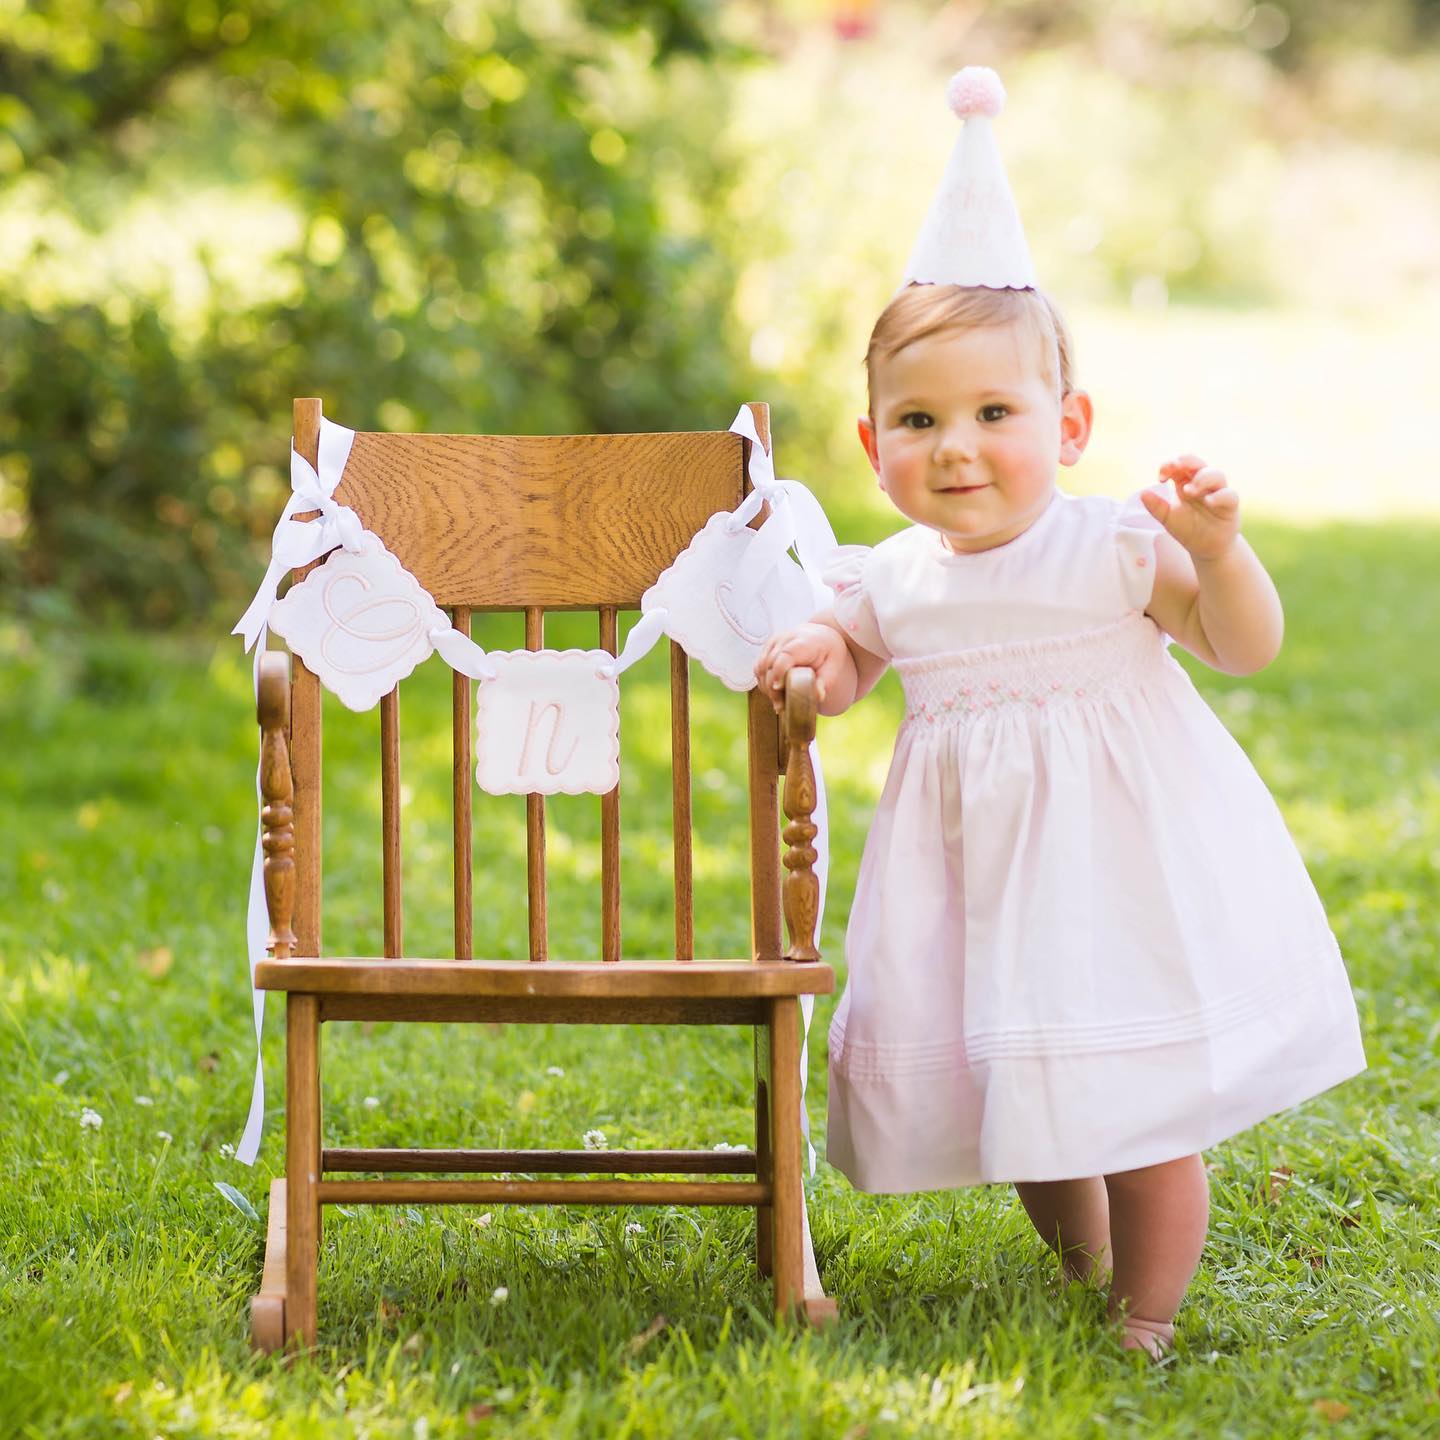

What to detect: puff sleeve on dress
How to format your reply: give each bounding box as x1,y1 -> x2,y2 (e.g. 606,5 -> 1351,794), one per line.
1114,483 -> 1176,612
820,544 -> 890,660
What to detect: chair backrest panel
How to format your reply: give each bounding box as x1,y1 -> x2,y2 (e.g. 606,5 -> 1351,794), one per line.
332,431 -> 747,609
291,400 -> 781,967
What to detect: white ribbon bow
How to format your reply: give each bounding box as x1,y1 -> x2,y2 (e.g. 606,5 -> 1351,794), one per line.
233,422 -> 362,653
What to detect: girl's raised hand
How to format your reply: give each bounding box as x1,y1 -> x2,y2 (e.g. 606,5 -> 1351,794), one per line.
1141,456 -> 1241,562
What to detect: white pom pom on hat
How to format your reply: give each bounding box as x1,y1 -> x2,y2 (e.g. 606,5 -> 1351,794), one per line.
899,66 -> 1037,293
945,66 -> 1005,120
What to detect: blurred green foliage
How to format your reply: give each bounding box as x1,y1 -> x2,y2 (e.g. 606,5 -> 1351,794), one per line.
3,0 -> 1440,625
1,0 -> 759,623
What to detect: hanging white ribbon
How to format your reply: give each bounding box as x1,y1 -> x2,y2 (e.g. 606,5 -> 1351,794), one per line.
233,423 -> 361,653
236,638 -> 271,1166
723,406 -> 838,1178
597,606 -> 669,678
429,624 -> 499,682
236,419 -> 359,1166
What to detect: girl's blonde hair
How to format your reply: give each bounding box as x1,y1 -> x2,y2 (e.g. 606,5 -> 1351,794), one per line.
864,285 -> 1076,415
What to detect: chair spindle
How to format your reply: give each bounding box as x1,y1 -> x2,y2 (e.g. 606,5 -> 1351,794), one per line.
381,688 -> 403,958
525,605 -> 548,961
452,605 -> 474,960
670,640 -> 695,961
747,687 -> 783,964
600,606 -> 621,962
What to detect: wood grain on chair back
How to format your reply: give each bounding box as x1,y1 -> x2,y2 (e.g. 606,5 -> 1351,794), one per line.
333,431 -> 748,609
287,399 -> 785,972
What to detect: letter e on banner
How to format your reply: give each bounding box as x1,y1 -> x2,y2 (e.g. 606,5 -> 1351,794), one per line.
475,650 -> 621,796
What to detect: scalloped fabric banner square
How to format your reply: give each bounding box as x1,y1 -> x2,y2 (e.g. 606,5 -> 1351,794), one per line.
642,510 -> 817,691
267,532 -> 450,712
475,649 -> 621,796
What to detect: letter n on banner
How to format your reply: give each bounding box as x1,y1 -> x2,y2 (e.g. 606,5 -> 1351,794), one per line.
475,650 -> 621,796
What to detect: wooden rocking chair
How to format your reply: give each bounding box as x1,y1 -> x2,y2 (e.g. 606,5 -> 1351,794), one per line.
249,398 -> 837,1350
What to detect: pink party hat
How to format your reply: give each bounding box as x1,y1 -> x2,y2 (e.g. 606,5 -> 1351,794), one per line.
900,67 -> 1037,291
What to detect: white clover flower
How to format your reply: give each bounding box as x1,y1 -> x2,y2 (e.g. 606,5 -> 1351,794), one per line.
712,1141 -> 742,1152
545,1066 -> 565,1077
156,1130 -> 173,1143
583,1129 -> 607,1150
363,1096 -> 380,1109
625,1222 -> 645,1236
79,1108 -> 102,1130
489,1286 -> 509,1305
53,1070 -> 70,1086
135,1095 -> 154,1107
219,1142 -> 236,1158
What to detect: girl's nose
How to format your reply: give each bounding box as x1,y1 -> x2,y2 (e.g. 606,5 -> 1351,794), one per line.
934,424 -> 978,462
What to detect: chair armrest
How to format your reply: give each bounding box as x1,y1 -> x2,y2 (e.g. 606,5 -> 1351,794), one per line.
258,652 -> 298,961
779,667 -> 820,962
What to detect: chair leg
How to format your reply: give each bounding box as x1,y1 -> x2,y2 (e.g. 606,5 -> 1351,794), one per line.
285,993 -> 321,1349
250,1177 -> 289,1352
753,1025 -> 772,1279
767,997 -> 805,1321
766,997 -> 839,1327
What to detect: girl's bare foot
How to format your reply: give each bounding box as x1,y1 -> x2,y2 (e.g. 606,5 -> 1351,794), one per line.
1118,1315 -> 1175,1361
1102,1153 -> 1207,1363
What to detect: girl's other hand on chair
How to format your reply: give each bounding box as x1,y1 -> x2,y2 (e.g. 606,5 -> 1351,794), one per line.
754,623 -> 844,714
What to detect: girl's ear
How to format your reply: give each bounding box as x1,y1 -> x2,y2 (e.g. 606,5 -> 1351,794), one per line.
857,415 -> 884,484
1058,389 -> 1094,467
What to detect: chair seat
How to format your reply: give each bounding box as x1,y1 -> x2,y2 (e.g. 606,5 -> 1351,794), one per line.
254,957 -> 835,999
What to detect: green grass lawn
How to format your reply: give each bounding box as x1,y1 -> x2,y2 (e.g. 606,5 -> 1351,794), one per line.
2,517 -> 1438,1438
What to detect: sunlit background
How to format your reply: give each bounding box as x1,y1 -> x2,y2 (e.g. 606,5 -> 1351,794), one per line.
2,0 -> 1437,626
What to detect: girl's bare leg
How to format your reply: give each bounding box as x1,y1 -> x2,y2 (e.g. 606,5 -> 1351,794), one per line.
1103,1152 -> 1210,1358
1013,1177 -> 1113,1283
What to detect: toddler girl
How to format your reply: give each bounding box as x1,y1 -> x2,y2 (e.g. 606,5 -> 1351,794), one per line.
754,280 -> 1366,1359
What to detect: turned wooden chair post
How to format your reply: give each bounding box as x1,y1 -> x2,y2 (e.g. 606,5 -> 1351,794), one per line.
251,651 -> 305,1349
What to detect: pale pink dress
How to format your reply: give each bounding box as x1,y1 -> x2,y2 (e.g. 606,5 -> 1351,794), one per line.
822,487 -> 1366,1192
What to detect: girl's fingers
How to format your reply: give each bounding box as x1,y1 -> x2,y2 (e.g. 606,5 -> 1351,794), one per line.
1159,454 -> 1205,479
1139,488 -> 1171,523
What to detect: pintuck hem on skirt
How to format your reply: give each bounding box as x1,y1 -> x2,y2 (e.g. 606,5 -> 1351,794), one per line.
824,940 -> 1367,1192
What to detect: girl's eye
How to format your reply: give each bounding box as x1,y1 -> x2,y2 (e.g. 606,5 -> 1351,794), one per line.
900,413 -> 933,429
979,404 -> 1009,422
